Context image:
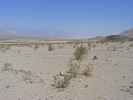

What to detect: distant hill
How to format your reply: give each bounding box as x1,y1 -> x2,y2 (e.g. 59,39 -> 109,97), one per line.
0,28 -> 20,40
0,33 -> 19,40
120,28 -> 133,38
103,28 -> 133,42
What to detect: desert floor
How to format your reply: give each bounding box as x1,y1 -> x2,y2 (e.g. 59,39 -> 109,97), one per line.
0,41 -> 133,100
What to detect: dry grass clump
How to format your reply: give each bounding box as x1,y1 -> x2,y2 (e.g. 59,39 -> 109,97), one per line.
73,46 -> 88,61
1,63 -> 44,84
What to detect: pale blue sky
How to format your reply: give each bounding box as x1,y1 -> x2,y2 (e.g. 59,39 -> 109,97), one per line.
0,0 -> 133,38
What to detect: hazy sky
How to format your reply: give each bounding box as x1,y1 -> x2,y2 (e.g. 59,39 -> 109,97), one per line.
0,0 -> 133,38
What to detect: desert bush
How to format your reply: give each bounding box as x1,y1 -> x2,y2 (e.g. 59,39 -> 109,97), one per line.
73,41 -> 80,48
87,42 -> 91,47
67,60 -> 80,78
74,46 -> 87,61
52,45 -> 92,89
52,72 -> 72,88
48,44 -> 54,51
87,42 -> 92,50
33,44 -> 39,50
81,64 -> 93,77
1,63 -> 12,72
52,60 -> 80,89
93,56 -> 98,60
129,43 -> 133,47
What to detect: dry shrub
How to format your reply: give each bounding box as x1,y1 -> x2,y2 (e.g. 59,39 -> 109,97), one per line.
1,63 -> 12,72
129,43 -> 133,47
81,64 -> 94,77
52,72 -> 72,88
48,44 -> 54,51
67,60 -> 80,78
52,60 -> 94,89
33,44 -> 39,50
93,56 -> 98,60
52,60 -> 80,89
52,45 -> 94,89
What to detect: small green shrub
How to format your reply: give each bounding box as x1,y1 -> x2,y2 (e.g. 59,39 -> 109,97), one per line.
74,46 -> 87,61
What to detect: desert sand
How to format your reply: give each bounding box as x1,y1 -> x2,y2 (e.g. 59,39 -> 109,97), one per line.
0,40 -> 133,100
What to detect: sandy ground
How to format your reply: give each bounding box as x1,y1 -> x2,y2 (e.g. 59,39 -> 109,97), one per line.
0,41 -> 133,100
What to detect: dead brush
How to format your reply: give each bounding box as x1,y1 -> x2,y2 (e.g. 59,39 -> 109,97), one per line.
33,44 -> 40,50
1,63 -> 12,72
52,45 -> 94,89
52,72 -> 72,88
66,60 -> 80,78
52,60 -> 80,89
81,64 -> 94,77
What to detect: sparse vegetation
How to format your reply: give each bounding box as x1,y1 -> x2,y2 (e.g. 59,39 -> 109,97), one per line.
52,60 -> 78,89
129,43 -> 133,47
52,72 -> 72,88
52,45 -> 93,89
0,44 -> 11,52
73,46 -> 87,61
87,42 -> 91,50
81,64 -> 93,77
52,61 -> 93,89
1,63 -> 44,84
93,56 -> 98,60
48,44 -> 54,51
1,63 -> 12,72
120,81 -> 133,95
33,44 -> 39,50
67,60 -> 80,78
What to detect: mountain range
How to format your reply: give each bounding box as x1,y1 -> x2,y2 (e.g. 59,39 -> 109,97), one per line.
0,28 -> 133,40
